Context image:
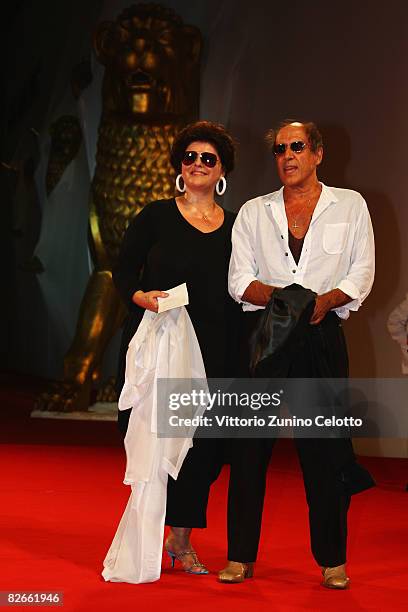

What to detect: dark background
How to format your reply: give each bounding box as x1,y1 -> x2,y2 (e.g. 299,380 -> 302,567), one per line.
1,0 -> 407,405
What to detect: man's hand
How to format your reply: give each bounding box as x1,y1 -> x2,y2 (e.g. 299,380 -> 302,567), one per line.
242,280 -> 275,306
310,289 -> 351,325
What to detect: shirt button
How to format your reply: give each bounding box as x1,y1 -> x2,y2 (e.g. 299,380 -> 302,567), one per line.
285,252 -> 288,256
281,235 -> 284,239
292,269 -> 296,273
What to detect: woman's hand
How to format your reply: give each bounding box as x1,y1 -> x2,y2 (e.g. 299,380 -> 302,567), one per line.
132,290 -> 169,312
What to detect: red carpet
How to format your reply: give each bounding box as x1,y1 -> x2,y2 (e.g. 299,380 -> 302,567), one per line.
0,375 -> 407,611
1,443 -> 407,611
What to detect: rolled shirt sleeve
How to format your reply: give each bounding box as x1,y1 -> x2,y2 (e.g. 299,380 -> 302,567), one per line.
334,196 -> 375,318
228,204 -> 259,304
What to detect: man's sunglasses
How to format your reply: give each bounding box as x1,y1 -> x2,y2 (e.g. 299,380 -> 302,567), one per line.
273,141 -> 308,156
182,150 -> 219,168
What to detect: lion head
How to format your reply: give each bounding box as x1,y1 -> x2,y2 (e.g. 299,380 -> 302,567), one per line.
94,3 -> 202,122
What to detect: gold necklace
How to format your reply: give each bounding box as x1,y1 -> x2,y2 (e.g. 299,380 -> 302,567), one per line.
286,185 -> 321,229
183,196 -> 216,224
292,199 -> 312,229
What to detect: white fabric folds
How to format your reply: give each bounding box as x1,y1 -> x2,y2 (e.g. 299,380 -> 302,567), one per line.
102,306 -> 207,584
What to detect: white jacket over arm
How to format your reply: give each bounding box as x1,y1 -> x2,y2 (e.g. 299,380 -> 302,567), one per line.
102,306 -> 207,584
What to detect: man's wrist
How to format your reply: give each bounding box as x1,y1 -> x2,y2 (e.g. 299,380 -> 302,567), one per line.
242,280 -> 274,306
321,288 -> 350,310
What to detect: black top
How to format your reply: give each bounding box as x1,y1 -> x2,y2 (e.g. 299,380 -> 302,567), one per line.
113,198 -> 240,383
288,231 -> 305,265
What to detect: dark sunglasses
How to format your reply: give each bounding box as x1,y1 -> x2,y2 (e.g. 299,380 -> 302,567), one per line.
182,150 -> 219,168
273,141 -> 307,156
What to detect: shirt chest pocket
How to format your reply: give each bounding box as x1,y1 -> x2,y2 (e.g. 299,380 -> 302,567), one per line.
322,223 -> 350,254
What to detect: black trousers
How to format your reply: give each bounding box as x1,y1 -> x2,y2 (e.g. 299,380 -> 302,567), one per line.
226,311 -> 353,566
166,311 -> 354,567
226,436 -> 352,566
165,434 -> 352,567
165,438 -> 225,527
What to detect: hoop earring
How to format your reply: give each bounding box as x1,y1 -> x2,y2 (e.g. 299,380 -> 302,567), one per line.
216,176 -> 227,196
176,174 -> 185,193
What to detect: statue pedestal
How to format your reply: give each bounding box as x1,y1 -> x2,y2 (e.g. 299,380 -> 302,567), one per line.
30,402 -> 117,421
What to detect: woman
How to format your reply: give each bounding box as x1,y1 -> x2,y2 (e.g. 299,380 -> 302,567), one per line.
112,121 -> 240,575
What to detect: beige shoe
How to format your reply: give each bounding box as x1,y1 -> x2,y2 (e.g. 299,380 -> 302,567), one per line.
321,564 -> 350,589
218,561 -> 254,583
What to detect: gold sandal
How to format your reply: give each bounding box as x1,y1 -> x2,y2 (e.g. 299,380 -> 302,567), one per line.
218,561 -> 254,583
165,544 -> 209,575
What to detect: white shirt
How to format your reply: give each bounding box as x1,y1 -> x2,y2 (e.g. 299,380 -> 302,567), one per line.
228,183 -> 375,319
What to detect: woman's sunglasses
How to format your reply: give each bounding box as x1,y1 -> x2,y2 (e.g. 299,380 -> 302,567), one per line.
182,150 -> 219,168
273,141 -> 308,156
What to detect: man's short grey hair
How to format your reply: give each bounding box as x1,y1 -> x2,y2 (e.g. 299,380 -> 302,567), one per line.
265,119 -> 323,153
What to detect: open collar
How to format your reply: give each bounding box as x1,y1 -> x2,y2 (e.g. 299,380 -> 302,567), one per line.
264,183 -> 338,234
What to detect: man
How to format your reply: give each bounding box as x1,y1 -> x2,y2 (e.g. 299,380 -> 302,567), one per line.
225,120 -> 375,588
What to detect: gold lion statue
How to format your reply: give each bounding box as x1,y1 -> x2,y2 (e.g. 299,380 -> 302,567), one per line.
36,3 -> 201,411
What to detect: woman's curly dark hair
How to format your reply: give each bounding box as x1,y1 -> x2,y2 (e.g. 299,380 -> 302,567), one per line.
170,121 -> 236,175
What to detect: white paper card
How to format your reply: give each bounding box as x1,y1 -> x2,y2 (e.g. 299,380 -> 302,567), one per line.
157,282 -> 189,313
